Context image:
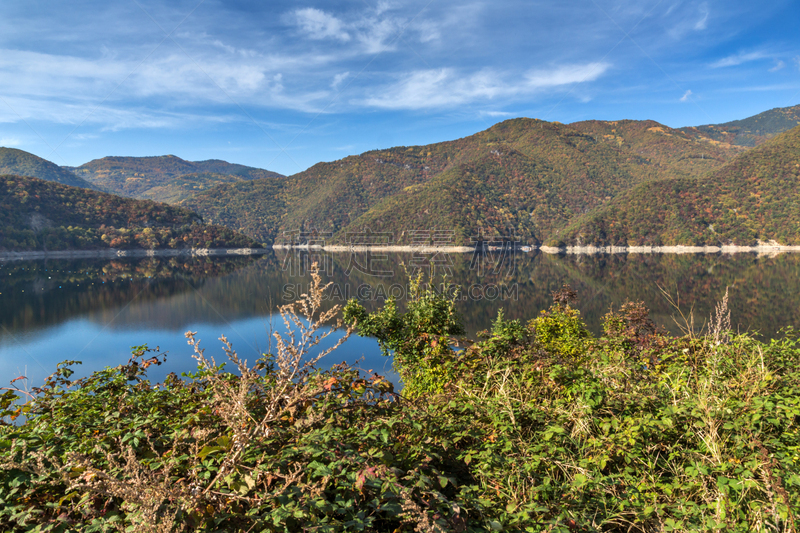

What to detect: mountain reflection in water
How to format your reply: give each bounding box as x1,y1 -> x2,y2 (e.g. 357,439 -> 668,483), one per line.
1,250 -> 798,388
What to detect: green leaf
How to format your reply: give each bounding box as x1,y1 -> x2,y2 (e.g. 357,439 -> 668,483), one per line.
198,445 -> 225,460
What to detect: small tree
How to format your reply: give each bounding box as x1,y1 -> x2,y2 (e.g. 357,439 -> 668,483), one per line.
343,272 -> 464,397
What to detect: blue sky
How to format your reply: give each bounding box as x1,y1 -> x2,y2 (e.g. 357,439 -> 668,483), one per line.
1,0 -> 799,175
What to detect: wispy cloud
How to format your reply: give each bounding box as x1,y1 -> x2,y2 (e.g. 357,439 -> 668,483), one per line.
331,72 -> 350,90
710,51 -> 767,68
694,2 -> 710,30
0,137 -> 22,147
0,46 -> 336,124
285,3 -> 476,56
363,63 -> 611,110
288,6 -> 402,54
769,60 -> 785,72
480,110 -> 515,117
680,90 -> 693,102
332,144 -> 356,151
667,1 -> 713,38
293,8 -> 351,42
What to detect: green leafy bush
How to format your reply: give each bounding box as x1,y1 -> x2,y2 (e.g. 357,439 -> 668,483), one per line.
343,273 -> 465,398
2,277 -> 799,532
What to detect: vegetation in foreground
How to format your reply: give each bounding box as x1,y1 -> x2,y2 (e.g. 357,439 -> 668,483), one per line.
1,268 -> 799,532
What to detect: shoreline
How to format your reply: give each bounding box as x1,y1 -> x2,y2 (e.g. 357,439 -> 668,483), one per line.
0,247 -> 270,261
541,244 -> 800,255
274,243 -> 800,255
3,243 -> 800,261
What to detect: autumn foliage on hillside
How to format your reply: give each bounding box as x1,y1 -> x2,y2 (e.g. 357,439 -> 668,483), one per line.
561,125 -> 800,246
0,147 -> 98,191
681,104 -> 800,147
68,155 -> 283,201
0,175 -> 260,251
186,118 -> 746,245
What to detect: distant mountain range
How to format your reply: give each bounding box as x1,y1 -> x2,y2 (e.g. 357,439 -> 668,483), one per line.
64,155 -> 284,203
2,103 -> 799,248
680,104 -> 800,147
0,148 -> 100,191
182,115 -> 752,245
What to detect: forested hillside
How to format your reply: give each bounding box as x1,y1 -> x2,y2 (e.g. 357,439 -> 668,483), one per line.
66,155 -> 283,201
186,117 -> 742,245
8,103 -> 796,248
681,104 -> 800,147
0,175 -> 260,251
135,172 -> 267,204
560,125 -> 800,246
0,148 -> 99,190
569,119 -> 745,173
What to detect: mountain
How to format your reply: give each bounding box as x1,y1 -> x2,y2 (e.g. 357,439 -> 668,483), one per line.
66,155 -> 283,202
0,174 -> 261,251
184,118 -> 742,245
0,147 -> 99,190
134,172 -> 267,204
568,119 -> 746,173
559,125 -> 800,246
680,104 -> 800,147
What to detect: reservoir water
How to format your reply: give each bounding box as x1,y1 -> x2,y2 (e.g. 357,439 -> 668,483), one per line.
2,249 -> 799,389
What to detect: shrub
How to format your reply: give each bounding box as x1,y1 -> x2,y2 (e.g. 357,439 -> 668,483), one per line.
343,272 -> 465,398
2,277 -> 799,532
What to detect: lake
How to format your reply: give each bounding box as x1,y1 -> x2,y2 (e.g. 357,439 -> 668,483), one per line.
2,249 -> 799,390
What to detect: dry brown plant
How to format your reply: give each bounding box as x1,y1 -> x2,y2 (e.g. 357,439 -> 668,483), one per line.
4,262 -> 353,532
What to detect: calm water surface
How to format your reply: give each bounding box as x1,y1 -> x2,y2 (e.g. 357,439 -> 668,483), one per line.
2,249 -> 799,388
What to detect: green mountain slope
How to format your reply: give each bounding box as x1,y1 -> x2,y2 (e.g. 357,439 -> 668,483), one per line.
569,119 -> 745,173
181,177 -> 288,243
680,104 -> 800,147
66,155 -> 283,201
0,148 -> 99,190
138,172 -> 263,204
560,125 -> 800,246
185,118 -> 741,245
0,175 -> 260,251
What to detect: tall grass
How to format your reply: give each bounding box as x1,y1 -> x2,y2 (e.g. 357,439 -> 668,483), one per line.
1,272 -> 798,532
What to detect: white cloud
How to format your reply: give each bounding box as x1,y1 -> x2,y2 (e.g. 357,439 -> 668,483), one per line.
363,63 -> 611,110
375,1 -> 393,16
667,1 -> 714,38
293,8 -> 351,42
694,2 -> 709,30
680,90 -> 693,102
289,6 -> 405,54
710,51 -> 767,68
0,137 -> 21,147
287,3 -> 474,55
481,110 -> 515,117
0,46 -> 339,124
356,17 -> 401,54
331,72 -> 350,90
769,60 -> 785,72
